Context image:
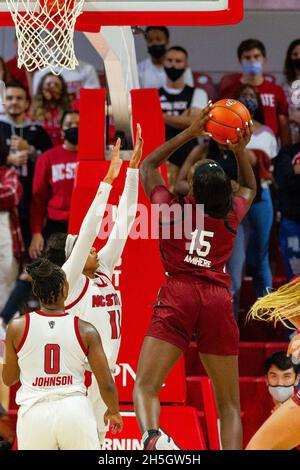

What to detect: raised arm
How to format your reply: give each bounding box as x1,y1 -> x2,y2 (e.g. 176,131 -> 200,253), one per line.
140,103 -> 211,197
98,125 -> 143,278
225,122 -> 257,207
79,319 -> 123,434
62,141 -> 122,294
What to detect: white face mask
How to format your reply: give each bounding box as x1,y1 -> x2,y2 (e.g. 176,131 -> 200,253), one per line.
268,385 -> 295,403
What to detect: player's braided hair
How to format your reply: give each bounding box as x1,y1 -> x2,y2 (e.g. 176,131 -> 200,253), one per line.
193,161 -> 232,219
45,232 -> 68,267
26,258 -> 65,305
247,277 -> 300,329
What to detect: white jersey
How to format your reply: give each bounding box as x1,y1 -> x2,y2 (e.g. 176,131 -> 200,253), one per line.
63,168 -> 139,373
16,311 -> 87,411
65,269 -> 121,371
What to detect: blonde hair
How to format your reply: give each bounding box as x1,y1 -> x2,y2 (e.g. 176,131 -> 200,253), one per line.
247,277 -> 300,329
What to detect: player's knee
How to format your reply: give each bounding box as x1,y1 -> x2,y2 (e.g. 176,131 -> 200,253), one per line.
133,376 -> 159,399
215,397 -> 240,418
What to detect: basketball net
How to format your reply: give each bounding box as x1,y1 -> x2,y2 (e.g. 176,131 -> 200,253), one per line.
6,0 -> 85,73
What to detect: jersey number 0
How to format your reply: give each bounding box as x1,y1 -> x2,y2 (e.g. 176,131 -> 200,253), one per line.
44,344 -> 60,374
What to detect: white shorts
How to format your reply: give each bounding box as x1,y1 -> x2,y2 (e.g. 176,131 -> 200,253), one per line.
87,373 -> 109,437
17,395 -> 100,450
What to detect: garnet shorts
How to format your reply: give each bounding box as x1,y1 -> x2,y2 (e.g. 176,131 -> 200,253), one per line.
146,277 -> 239,356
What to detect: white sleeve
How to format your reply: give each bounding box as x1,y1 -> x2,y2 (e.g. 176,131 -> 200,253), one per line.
191,88 -> 208,109
81,63 -> 100,89
98,168 -> 139,278
62,181 -> 112,294
184,68 -> 194,87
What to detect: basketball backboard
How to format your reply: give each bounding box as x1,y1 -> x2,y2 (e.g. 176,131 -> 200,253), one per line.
0,0 -> 243,30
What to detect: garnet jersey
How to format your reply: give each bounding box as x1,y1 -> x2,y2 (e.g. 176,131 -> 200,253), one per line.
16,311 -> 87,412
151,185 -> 249,288
65,269 -> 121,371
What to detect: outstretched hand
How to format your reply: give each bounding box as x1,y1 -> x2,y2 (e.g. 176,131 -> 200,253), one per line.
225,120 -> 253,154
104,138 -> 123,184
129,123 -> 143,169
188,101 -> 213,138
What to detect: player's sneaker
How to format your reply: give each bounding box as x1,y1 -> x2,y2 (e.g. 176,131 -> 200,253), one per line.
144,432 -> 180,450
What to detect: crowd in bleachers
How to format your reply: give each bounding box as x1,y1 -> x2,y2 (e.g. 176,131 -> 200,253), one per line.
0,27 -> 300,339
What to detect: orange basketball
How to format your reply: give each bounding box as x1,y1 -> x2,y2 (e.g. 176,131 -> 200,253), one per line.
205,99 -> 251,145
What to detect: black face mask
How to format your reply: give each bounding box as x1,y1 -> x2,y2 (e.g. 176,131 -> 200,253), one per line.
292,58 -> 300,71
64,127 -> 78,145
164,67 -> 185,82
148,44 -> 166,59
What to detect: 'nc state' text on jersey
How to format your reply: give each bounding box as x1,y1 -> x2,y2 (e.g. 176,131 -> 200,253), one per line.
92,293 -> 120,308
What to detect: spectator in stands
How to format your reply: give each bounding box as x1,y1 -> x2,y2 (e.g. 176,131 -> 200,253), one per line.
0,82 -> 52,336
0,81 -> 53,247
265,351 -> 299,413
242,351 -> 299,449
0,137 -> 23,450
5,38 -> 32,94
32,59 -> 100,101
0,58 -> 11,115
220,38 -> 291,145
274,134 -> 300,281
246,282 -> 300,450
159,46 -> 207,190
32,73 -> 72,146
138,26 -> 194,89
0,58 -> 11,84
0,138 -> 23,319
227,84 -> 277,315
282,39 -> 300,144
29,110 -> 79,259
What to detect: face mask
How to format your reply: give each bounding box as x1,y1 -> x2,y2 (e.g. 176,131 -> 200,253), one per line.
242,60 -> 263,76
148,45 -> 166,59
239,97 -> 258,116
64,127 -> 78,145
164,67 -> 186,82
292,58 -> 300,71
268,385 -> 295,403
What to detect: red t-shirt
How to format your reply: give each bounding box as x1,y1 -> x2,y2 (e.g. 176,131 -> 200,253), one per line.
30,145 -> 77,234
40,109 -> 63,147
150,185 -> 249,288
220,75 -> 288,137
6,56 -> 29,91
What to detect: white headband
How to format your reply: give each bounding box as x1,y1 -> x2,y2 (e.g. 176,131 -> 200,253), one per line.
65,234 -> 78,259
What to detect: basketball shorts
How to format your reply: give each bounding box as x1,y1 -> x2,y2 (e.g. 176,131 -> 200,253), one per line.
146,277 -> 239,355
17,395 -> 100,450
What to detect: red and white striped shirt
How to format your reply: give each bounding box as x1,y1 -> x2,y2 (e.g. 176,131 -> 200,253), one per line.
0,167 -> 24,259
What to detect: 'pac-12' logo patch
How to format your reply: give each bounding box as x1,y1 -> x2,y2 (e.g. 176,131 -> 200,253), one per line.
226,99 -> 236,106
48,321 -> 55,329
